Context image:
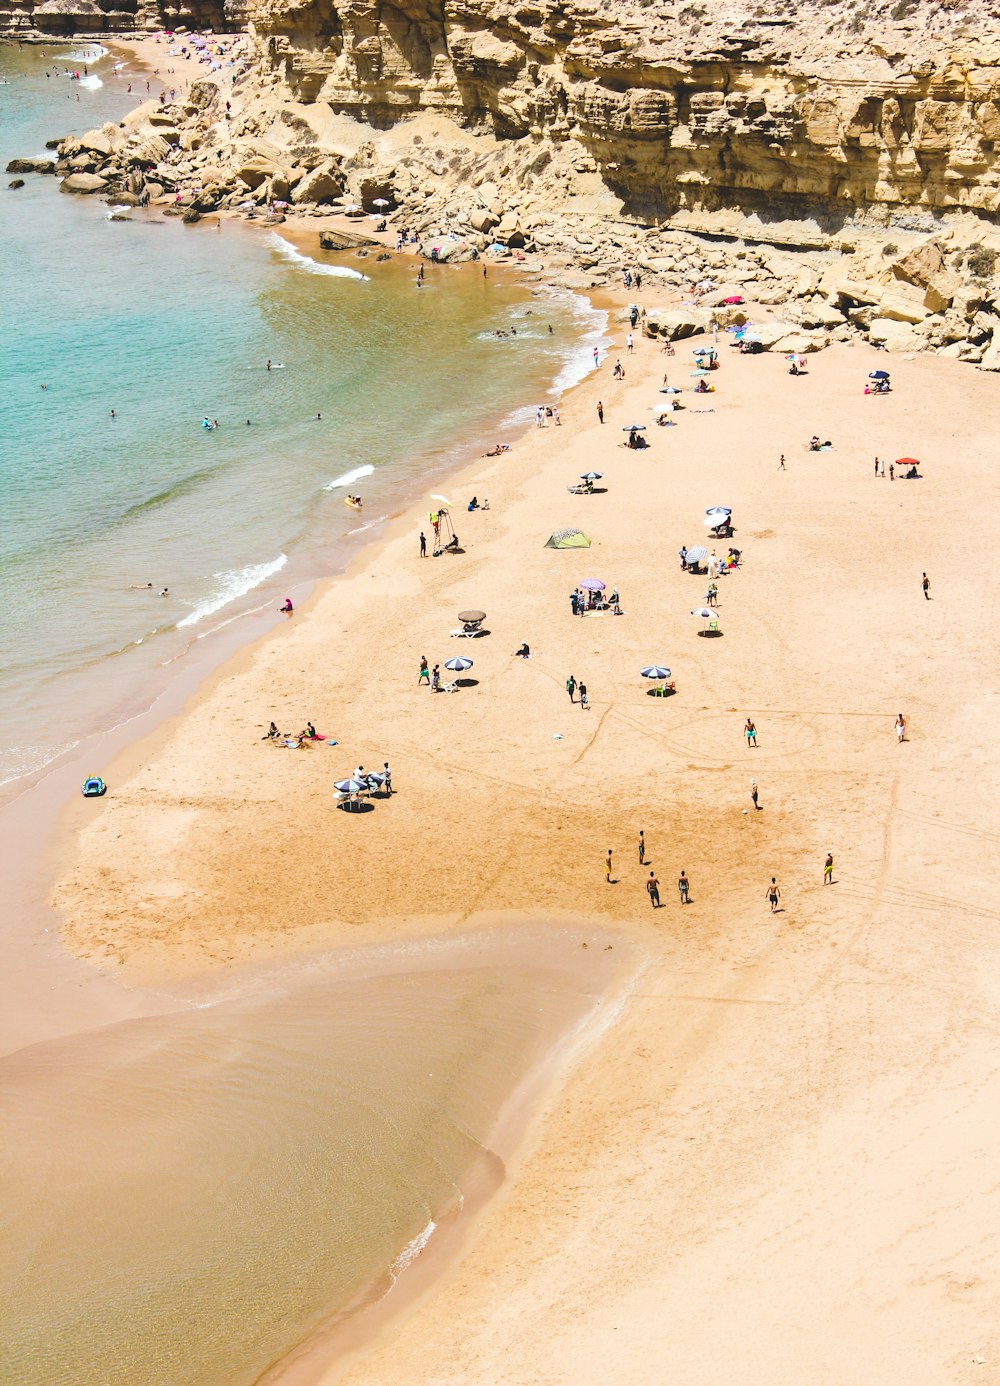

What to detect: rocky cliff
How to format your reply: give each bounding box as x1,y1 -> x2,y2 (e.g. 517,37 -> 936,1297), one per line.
0,0 -> 243,34
246,0 -> 1000,226
11,0 -> 1000,359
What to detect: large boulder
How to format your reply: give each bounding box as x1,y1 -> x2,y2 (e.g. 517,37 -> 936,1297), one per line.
77,128 -> 114,157
470,207 -> 498,234
878,284 -> 929,324
923,271 -> 963,314
6,158 -> 55,174
868,318 -> 919,350
891,239 -> 945,288
59,172 -> 107,195
319,227 -> 378,250
772,331 -> 826,354
649,310 -> 710,342
292,162 -> 342,205
835,278 -> 882,307
234,155 -> 282,191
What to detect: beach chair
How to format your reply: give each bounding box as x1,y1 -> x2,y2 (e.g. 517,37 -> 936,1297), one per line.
708,617 -> 720,634
439,680 -> 459,693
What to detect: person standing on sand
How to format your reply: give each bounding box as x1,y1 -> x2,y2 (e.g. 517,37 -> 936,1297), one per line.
874,457 -> 879,477
751,779 -> 759,811
418,656 -> 429,685
646,872 -> 660,908
678,870 -> 690,905
383,762 -> 392,794
605,850 -> 614,884
745,718 -> 758,747
766,877 -> 781,912
597,400 -> 604,424
419,531 -> 426,557
896,712 -> 906,743
638,830 -> 646,864
922,572 -> 931,600
579,683 -> 589,710
778,453 -> 786,470
824,853 -> 833,885
627,333 -> 634,354
566,674 -> 576,703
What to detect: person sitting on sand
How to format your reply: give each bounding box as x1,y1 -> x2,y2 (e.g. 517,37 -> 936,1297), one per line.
263,721 -> 280,740
279,597 -> 293,613
468,496 -> 479,511
306,722 -> 317,739
484,443 -> 509,457
809,436 -> 821,451
482,498 -> 490,509
513,643 -> 530,658
445,533 -> 460,551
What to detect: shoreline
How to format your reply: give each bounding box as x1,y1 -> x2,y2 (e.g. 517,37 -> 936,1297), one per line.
7,48 -> 1000,1375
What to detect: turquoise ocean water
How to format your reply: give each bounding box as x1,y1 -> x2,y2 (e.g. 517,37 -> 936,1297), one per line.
0,42 -> 605,789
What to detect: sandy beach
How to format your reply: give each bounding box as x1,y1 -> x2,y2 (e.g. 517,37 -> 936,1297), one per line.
46,282 -> 1000,1384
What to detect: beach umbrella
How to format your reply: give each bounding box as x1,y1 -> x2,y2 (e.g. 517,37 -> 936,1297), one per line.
457,609 -> 485,623
579,578 -> 605,591
706,506 -> 731,516
869,369 -> 891,380
703,513 -> 729,527
641,665 -> 671,680
622,423 -> 647,432
334,778 -> 367,794
895,457 -> 920,466
690,607 -> 712,619
691,369 -> 710,378
444,656 -> 473,672
580,471 -> 603,481
685,546 -> 708,563
373,197 -> 390,208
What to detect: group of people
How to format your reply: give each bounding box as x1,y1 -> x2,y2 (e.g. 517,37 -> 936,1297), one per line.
263,719 -> 319,748
535,404 -> 561,427
570,587 -> 621,617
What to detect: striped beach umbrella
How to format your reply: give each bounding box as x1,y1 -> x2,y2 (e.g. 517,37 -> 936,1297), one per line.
444,656 -> 473,672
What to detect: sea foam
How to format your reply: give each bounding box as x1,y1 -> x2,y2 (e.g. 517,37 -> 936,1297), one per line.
323,464 -> 374,491
177,554 -> 287,629
269,234 -> 369,282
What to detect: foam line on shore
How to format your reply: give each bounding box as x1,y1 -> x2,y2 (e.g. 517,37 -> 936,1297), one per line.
177,554 -> 287,629
270,234 -> 369,282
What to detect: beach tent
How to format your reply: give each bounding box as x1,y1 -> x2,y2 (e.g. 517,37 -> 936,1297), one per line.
545,528 -> 591,549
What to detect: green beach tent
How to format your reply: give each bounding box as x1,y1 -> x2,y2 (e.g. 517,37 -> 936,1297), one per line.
545,527 -> 591,549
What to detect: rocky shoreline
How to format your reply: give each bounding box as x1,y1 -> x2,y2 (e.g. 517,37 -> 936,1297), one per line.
7,13 -> 1000,366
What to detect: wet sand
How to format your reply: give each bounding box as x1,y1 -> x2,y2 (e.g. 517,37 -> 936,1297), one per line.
37,293 -> 1000,1384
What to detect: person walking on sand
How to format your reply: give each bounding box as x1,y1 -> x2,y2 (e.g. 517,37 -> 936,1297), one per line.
745,718 -> 758,747
646,872 -> 660,908
889,462 -> 895,481
922,572 -> 931,600
597,400 -> 604,424
419,531 -> 426,557
766,877 -> 781,912
579,683 -> 589,710
627,332 -> 634,354
419,656 -> 429,685
778,453 -> 786,470
605,849 -> 614,884
638,830 -> 646,864
874,457 -> 879,477
896,712 -> 906,743
678,870 -> 690,905
824,852 -> 834,885
566,674 -> 576,703
751,779 -> 759,811
431,663 -> 440,692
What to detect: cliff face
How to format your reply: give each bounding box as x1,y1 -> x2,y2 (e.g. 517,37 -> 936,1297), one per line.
0,0 -> 244,35
247,0 -> 1000,227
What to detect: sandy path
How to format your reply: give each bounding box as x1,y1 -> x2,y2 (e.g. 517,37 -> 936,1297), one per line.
53,311 -> 1000,1382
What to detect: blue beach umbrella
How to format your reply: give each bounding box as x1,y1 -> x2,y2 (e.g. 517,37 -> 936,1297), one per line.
641,665 -> 671,679
334,778 -> 367,794
444,656 -> 473,671
869,369 -> 890,380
